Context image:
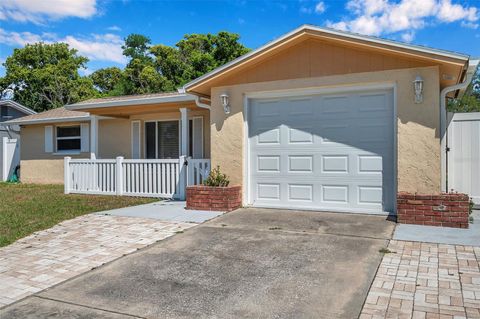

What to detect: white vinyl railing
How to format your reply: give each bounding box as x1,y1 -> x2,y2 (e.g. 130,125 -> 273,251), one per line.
64,156 -> 210,199
187,158 -> 211,186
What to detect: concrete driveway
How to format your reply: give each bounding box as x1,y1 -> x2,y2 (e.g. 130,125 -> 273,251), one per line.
1,208 -> 395,319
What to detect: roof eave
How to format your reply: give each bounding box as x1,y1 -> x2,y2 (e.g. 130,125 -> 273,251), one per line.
0,100 -> 37,115
4,115 -> 91,126
66,94 -> 196,110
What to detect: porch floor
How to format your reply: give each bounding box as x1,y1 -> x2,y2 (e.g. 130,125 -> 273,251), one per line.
96,200 -> 224,223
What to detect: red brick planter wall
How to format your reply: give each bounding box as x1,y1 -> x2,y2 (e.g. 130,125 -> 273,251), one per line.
186,185 -> 242,212
397,192 -> 470,228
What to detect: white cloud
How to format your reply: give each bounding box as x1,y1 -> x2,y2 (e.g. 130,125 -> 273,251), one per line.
0,0 -> 97,24
301,1 -> 327,14
315,1 -> 326,14
401,31 -> 415,42
107,25 -> 121,32
0,28 -> 126,64
326,0 -> 479,39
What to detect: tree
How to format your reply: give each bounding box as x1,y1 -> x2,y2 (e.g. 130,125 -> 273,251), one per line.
90,67 -> 123,94
151,31 -> 250,87
448,67 -> 480,113
120,34 -> 173,94
0,42 -> 96,112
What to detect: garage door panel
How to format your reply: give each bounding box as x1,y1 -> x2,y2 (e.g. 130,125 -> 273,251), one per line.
256,128 -> 281,144
288,184 -> 314,201
249,89 -> 394,213
288,127 -> 314,144
288,156 -> 313,172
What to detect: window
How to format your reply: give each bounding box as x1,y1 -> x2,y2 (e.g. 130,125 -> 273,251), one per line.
56,126 -> 81,152
144,119 -> 202,159
145,121 -> 179,159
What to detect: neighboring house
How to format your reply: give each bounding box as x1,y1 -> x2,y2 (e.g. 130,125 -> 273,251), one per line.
5,25 -> 478,215
0,100 -> 36,139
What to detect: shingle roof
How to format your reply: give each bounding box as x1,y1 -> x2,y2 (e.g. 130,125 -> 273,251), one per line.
3,107 -> 89,125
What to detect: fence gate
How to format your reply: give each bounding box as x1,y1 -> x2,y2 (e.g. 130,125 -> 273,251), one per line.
1,137 -> 20,182
447,112 -> 480,204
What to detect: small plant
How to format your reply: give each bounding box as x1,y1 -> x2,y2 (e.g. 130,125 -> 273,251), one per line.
203,166 -> 230,187
379,248 -> 395,254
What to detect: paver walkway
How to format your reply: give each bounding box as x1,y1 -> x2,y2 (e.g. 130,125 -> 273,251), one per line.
0,214 -> 194,308
361,240 -> 480,319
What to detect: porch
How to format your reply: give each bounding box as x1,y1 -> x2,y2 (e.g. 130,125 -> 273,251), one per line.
63,92 -> 212,199
64,156 -> 210,199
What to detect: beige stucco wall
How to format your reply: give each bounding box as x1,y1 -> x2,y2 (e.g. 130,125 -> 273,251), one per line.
209,66 -> 441,195
98,118 -> 131,158
20,123 -> 90,184
20,159 -> 65,184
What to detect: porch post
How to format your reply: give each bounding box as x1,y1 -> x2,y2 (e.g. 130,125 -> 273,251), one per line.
179,108 -> 189,200
64,157 -> 71,194
179,108 -> 189,156
90,116 -> 98,159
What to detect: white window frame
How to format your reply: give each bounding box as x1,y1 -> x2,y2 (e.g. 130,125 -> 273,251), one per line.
55,125 -> 82,154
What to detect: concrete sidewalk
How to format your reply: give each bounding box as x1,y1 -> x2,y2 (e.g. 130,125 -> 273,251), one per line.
394,210 -> 480,247
97,200 -> 223,223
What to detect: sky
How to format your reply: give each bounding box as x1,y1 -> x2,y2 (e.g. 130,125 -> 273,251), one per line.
0,0 -> 479,76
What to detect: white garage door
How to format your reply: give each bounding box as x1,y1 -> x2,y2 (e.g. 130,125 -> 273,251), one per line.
248,89 -> 394,214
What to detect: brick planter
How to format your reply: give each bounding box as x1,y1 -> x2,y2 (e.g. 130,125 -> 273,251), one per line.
397,192 -> 470,228
186,185 -> 242,212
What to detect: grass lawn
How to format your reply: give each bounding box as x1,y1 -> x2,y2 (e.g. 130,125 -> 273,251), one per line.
0,183 -> 157,247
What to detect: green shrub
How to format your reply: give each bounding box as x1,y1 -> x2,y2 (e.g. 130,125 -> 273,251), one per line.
203,166 -> 230,187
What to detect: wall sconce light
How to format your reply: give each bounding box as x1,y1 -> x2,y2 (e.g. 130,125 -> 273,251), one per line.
413,75 -> 424,104
220,93 -> 231,115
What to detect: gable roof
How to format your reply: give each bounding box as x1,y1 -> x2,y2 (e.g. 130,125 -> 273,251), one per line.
3,107 -> 89,125
184,24 -> 470,95
0,100 -> 37,115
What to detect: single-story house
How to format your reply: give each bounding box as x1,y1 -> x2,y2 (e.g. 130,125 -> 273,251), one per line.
6,25 -> 478,216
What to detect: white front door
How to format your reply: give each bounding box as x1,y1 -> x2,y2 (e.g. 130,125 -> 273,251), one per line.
248,89 -> 395,214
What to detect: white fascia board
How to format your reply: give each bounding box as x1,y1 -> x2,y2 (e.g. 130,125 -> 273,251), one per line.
184,24 -> 470,91
66,94 -> 196,110
5,115 -> 91,126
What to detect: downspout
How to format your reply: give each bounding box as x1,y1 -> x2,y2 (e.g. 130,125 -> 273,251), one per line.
178,87 -> 211,110
193,95 -> 211,110
440,59 -> 479,192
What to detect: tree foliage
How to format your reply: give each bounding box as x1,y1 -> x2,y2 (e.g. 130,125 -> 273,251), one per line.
152,31 -> 250,87
89,67 -> 122,93
0,43 -> 97,112
447,67 -> 480,113
0,31 -> 249,109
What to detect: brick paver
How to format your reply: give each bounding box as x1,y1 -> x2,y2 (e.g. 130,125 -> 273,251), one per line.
0,214 -> 194,307
361,240 -> 480,319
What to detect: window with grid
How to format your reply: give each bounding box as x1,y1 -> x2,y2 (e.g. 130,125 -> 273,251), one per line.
56,126 -> 81,152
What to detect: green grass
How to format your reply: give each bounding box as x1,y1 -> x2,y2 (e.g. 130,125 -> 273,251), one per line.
0,183 -> 157,247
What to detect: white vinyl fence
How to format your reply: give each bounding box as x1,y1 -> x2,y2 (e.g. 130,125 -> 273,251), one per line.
1,137 -> 20,182
447,112 -> 480,204
64,156 -> 210,199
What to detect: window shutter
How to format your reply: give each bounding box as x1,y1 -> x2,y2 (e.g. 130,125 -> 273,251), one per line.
80,123 -> 89,152
131,121 -> 141,159
192,117 -> 203,158
44,126 -> 53,152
